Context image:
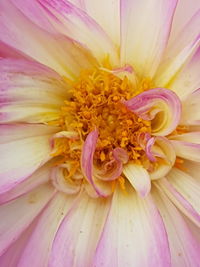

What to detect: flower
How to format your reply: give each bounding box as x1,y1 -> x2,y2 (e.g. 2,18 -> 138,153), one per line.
0,0 -> 200,266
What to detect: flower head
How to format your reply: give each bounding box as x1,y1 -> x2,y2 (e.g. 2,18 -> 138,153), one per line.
0,0 -> 200,266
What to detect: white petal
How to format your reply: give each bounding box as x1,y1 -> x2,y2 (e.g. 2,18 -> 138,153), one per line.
93,186 -> 170,267
0,134 -> 52,194
49,192 -> 110,267
120,0 -> 178,77
123,163 -> 151,197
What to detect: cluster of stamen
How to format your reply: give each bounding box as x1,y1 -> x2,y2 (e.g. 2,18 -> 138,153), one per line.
52,69 -> 152,175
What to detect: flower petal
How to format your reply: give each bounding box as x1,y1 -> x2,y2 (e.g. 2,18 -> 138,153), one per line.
146,137 -> 176,180
0,0 -> 96,77
94,147 -> 128,181
123,163 -> 151,197
158,168 -> 200,227
180,89 -> 200,125
51,166 -> 81,195
0,59 -> 68,124
81,130 -> 112,197
49,192 -> 110,267
0,162 -> 51,204
0,184 -> 55,256
155,9 -> 200,87
37,0 -> 118,65
120,0 -> 178,77
171,134 -> 200,162
0,130 -> 53,194
93,186 -> 170,267
17,192 -> 76,267
123,88 -> 181,136
80,0 -> 120,45
153,186 -> 200,267
169,48 -> 200,99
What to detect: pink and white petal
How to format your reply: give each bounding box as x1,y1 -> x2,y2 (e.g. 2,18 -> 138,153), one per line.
0,162 -> 52,204
95,148 -> 128,182
81,130 -> 112,197
123,163 -> 151,197
0,133 -> 53,194
93,186 -> 170,267
49,192 -> 111,267
120,0 -> 178,77
17,192 -> 77,267
180,89 -> 200,125
155,10 -> 200,87
51,166 -> 81,195
37,0 -> 119,65
0,41 -> 26,59
171,140 -> 200,162
0,218 -> 37,267
158,168 -> 200,227
169,48 -> 200,99
0,183 -> 55,256
0,59 -> 68,123
0,0 -> 96,77
169,0 -> 200,43
123,88 -> 181,136
0,124 -> 59,144
153,186 -> 200,267
146,137 -> 176,180
80,0 -> 120,45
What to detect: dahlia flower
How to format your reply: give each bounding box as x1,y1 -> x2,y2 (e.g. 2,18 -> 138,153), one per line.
0,0 -> 200,266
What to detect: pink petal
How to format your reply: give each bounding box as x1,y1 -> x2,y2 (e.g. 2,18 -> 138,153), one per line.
0,59 -> 68,123
120,0 -> 178,77
93,187 -> 171,267
158,168 -> 200,227
123,88 -> 181,136
0,220 -> 36,266
37,0 -> 118,65
155,9 -> 200,86
0,1 -> 96,76
0,163 -> 51,204
81,130 -> 112,197
0,184 -> 55,256
95,147 -> 128,181
17,192 -> 76,267
48,192 -> 111,267
153,186 -> 200,267
123,163 -> 151,197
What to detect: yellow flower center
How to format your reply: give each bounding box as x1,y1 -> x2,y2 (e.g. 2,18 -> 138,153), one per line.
52,69 -> 153,181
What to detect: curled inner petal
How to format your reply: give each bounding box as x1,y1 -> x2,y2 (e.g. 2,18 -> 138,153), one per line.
123,88 -> 181,136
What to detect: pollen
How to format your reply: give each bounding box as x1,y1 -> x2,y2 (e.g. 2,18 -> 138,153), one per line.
53,68 -> 152,182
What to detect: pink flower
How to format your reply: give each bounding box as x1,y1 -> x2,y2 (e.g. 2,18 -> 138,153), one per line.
0,0 -> 200,266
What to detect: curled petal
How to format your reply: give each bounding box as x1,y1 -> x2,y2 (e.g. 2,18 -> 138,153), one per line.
123,163 -> 151,197
123,88 -> 181,136
50,131 -> 79,148
81,130 -> 112,197
51,167 -> 81,195
146,137 -> 176,180
95,147 -> 128,181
